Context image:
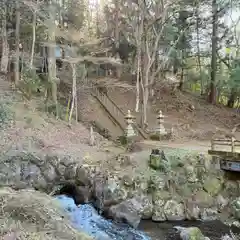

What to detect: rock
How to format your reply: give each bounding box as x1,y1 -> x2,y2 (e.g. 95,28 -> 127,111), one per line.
105,176 -> 128,202
224,181 -> 239,198
195,166 -> 206,183
231,197 -> 240,220
108,198 -> 141,228
122,174 -> 134,187
193,190 -> 214,207
0,151 -> 53,191
152,199 -> 166,221
221,234 -> 234,240
114,195 -> 153,220
133,175 -> 149,194
173,226 -> 205,240
92,173 -> 108,212
117,155 -> 133,167
152,190 -> 171,202
185,200 -> 200,220
75,166 -> 91,186
203,177 -> 222,196
232,220 -> 240,228
64,163 -> 78,180
200,207 -> 218,221
149,150 -> 170,172
40,161 -> 58,183
149,173 -> 167,190
216,195 -> 228,210
152,189 -> 172,221
185,165 -> 198,183
164,200 -> 185,221
136,195 -> 153,219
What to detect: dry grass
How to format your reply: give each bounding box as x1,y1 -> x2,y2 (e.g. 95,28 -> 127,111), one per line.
0,188 -> 92,240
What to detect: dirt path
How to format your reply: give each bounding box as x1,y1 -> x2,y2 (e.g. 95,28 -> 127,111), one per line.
140,139 -> 240,153
140,140 -> 210,153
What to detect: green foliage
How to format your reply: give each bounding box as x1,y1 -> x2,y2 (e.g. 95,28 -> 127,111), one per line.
18,68 -> 42,99
44,103 -> 65,120
91,121 -> 111,139
149,134 -> 160,141
229,63 -> 240,89
117,135 -> 128,146
0,103 -> 13,129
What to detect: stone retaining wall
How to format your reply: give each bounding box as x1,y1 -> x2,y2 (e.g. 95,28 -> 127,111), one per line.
1,149 -> 240,228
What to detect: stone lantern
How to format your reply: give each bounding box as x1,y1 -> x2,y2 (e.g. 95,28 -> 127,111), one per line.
125,110 -> 136,137
156,110 -> 167,136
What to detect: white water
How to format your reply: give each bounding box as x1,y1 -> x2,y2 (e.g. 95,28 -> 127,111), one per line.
55,195 -> 151,240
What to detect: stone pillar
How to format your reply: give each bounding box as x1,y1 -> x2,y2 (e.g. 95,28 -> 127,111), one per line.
156,110 -> 167,137
125,110 -> 136,137
89,126 -> 95,146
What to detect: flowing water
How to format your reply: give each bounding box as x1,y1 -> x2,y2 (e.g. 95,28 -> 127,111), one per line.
55,195 -> 150,240
55,195 -> 240,240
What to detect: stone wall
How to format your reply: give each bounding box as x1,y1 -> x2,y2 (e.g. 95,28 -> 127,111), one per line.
1,148 -> 240,228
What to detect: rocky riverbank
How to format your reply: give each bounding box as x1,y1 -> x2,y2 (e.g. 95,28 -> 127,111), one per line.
0,146 -> 240,229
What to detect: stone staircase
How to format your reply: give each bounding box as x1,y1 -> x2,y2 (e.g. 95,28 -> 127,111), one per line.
91,84 -> 147,139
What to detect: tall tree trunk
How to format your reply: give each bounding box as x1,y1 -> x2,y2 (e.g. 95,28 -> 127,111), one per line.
142,48 -> 150,127
30,0 -> 38,69
135,15 -> 143,113
1,4 -> 9,74
48,2 -> 58,117
14,0 -> 20,84
178,49 -> 185,90
113,0 -> 121,78
69,63 -> 77,124
196,4 -> 203,95
209,0 -> 218,104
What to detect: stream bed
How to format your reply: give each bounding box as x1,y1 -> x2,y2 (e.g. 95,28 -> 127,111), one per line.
56,195 -> 240,240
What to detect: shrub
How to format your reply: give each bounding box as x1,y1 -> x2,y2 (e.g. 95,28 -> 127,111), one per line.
0,103 -> 13,129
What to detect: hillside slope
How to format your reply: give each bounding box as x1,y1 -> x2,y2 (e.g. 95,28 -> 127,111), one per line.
107,87 -> 240,141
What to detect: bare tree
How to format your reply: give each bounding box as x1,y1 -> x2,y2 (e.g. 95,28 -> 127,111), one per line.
14,0 -> 21,84
47,2 -> 58,117
30,0 -> 39,68
1,4 -> 9,74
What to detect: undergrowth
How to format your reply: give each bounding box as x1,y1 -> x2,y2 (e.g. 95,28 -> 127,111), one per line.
0,102 -> 14,129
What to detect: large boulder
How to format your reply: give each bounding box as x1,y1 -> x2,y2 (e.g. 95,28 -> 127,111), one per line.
185,200 -> 200,220
203,177 -> 222,196
152,199 -> 166,221
106,195 -> 153,228
164,199 -> 185,221
231,197 -> 240,220
107,198 -> 141,228
200,207 -> 218,221
184,165 -> 198,183
173,226 -> 206,240
193,190 -> 214,207
0,151 -> 60,191
0,187 -> 93,240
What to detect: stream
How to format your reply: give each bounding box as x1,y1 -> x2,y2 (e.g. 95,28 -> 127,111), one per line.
56,195 -> 240,240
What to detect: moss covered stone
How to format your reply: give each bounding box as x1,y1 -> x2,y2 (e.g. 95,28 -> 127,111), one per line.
149,150 -> 170,172
203,177 -> 222,196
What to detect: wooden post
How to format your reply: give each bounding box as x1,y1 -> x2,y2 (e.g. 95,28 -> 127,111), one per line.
211,139 -> 215,151
231,137 -> 235,153
89,126 -> 95,146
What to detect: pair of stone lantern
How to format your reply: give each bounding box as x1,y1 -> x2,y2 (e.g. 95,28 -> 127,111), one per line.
124,109 -> 167,138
